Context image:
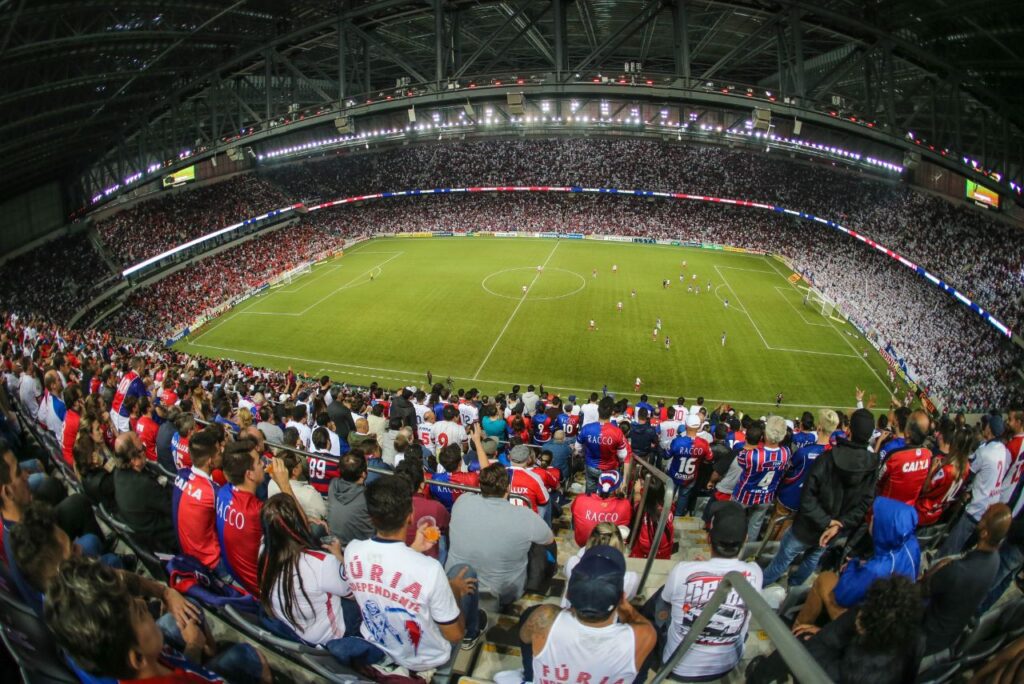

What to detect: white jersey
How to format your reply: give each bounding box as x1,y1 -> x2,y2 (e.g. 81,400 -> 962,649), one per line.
671,405 -> 688,423
662,558 -> 763,680
345,538 -> 460,671
968,439 -> 1011,520
533,611 -> 638,684
413,402 -> 428,425
269,550 -> 352,645
580,402 -> 600,427
458,402 -> 479,428
658,420 -> 683,450
430,420 -> 468,451
417,422 -> 435,451
286,420 -> 313,450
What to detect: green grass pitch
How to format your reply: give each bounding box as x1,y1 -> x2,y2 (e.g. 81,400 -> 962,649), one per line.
178,236 -> 899,413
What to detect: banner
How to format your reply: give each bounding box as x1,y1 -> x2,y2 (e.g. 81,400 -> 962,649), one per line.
561,233 -> 585,240
788,273 -> 802,284
494,231 -> 516,238
701,243 -> 724,251
432,231 -> 453,237
656,239 -> 675,246
601,235 -> 633,243
540,232 -> 560,239
632,237 -> 656,244
165,328 -> 190,347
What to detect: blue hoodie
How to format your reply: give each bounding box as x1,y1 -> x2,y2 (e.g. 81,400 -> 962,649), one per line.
833,497 -> 920,608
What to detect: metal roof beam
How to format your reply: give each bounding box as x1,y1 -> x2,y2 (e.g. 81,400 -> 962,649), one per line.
453,0 -> 537,79
479,2 -> 554,74
571,0 -> 664,77
498,1 -> 554,65
272,48 -> 334,104
345,21 -> 430,85
699,14 -> 782,82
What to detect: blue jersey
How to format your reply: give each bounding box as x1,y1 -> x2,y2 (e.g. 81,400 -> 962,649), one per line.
829,429 -> 846,447
667,434 -> 712,486
790,431 -> 817,452
635,401 -> 655,416
732,445 -> 791,505
777,443 -> 828,510
577,421 -> 628,471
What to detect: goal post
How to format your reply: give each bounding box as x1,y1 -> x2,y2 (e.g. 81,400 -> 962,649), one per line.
282,262 -> 312,285
801,285 -> 846,321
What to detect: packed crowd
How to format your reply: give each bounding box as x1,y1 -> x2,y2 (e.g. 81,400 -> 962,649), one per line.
104,225 -> 344,341
2,312 -> 1024,683
94,174 -> 290,266
0,232 -> 112,325
307,192 -> 1023,411
264,138 -> 1024,330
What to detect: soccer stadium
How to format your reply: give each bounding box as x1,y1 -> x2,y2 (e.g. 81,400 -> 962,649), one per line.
1,2 -> 1023,683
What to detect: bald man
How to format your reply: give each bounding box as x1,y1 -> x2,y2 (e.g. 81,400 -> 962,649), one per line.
921,503 -> 1011,655
877,409 -> 934,506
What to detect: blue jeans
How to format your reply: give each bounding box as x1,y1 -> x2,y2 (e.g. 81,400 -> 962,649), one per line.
672,482 -> 694,518
978,542 -> 1024,614
938,513 -> 978,558
75,533 -> 122,569
746,503 -> 771,543
446,563 -> 481,638
762,528 -> 826,586
585,466 -> 602,494
158,605 -> 264,682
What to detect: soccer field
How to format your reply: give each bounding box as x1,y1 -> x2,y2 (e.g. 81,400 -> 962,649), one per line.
179,236 -> 898,412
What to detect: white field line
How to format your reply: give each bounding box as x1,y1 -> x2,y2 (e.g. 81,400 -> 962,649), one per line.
715,266 -> 776,274
473,240 -> 561,379
186,339 -> 849,409
773,286 -> 832,328
763,257 -> 893,395
279,262 -> 344,293
241,253 -> 403,317
188,295 -> 265,345
714,265 -> 858,359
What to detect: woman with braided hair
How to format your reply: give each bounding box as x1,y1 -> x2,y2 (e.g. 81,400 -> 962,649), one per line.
258,493 -> 361,644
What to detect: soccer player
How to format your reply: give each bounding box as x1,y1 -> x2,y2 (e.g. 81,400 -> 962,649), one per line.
687,285 -> 692,293
651,327 -> 658,341
522,285 -> 528,295
588,320 -> 597,331
634,377 -> 642,392
617,301 -> 623,312
775,392 -> 783,407
691,273 -> 697,282
664,336 -> 671,350
537,265 -> 543,273
612,264 -> 618,273
631,288 -> 636,298
681,260 -> 687,269
695,285 -> 701,294
592,268 -> 598,278
724,298 -> 729,309
721,331 -> 727,347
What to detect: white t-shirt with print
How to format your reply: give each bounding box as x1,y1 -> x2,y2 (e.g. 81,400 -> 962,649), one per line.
344,538 -> 460,671
269,550 -> 352,645
661,557 -> 763,679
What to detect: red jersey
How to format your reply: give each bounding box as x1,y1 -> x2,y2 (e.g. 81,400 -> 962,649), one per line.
307,453 -> 340,495
878,445 -> 932,505
62,409 -> 80,466
630,508 -> 673,560
426,471 -> 480,509
174,468 -> 220,569
531,465 -> 561,490
507,466 -> 550,511
136,415 -> 160,462
172,432 -> 191,470
577,421 -> 629,471
570,494 -> 633,546
916,460 -> 967,526
160,388 -> 179,407
215,485 -> 263,596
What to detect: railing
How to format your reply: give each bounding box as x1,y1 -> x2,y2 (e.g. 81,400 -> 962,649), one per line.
653,571 -> 831,684
625,453 -> 675,595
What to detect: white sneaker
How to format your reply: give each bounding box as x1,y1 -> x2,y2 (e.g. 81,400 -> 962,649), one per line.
493,669 -> 526,684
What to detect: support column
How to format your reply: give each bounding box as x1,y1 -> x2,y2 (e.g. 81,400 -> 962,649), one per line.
363,36 -> 371,93
435,0 -> 445,85
264,49 -> 273,120
337,19 -> 347,104
553,0 -> 567,81
790,7 -> 805,101
672,0 -> 691,85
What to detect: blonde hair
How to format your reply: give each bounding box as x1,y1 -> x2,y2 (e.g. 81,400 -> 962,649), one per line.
237,410 -> 253,429
585,522 -> 625,552
818,409 -> 840,434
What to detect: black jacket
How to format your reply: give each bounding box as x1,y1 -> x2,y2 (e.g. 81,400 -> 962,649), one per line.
630,422 -> 660,458
388,395 -> 417,430
790,439 -> 878,547
327,399 -> 356,441
113,467 -> 178,553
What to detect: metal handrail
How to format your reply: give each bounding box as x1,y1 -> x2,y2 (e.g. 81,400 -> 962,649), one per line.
626,453 -> 675,595
653,570 -> 831,684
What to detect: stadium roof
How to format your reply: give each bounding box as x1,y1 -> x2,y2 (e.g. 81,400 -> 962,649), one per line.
1,0 -> 1022,204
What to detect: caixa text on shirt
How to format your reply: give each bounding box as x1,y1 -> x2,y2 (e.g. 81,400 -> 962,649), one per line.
537,664 -> 629,684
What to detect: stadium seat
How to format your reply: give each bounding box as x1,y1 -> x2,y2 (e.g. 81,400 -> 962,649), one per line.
95,503 -> 169,582
915,523 -> 947,552
962,604 -> 1008,666
0,590 -> 79,683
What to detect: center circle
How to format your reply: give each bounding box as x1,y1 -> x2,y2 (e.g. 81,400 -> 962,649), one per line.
481,267 -> 587,301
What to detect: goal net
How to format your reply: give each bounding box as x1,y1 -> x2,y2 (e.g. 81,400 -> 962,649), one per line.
281,262 -> 312,285
802,286 -> 846,321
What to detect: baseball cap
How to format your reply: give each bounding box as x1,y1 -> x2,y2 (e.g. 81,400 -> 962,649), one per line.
566,545 -> 626,619
597,471 -> 621,495
987,413 -> 1006,437
685,414 -> 701,429
509,444 -> 532,463
481,437 -> 499,456
708,501 -> 747,547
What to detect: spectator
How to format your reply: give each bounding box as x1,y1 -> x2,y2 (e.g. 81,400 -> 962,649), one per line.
666,413 -> 713,516
630,408 -> 660,462
395,458 -> 450,561
648,501 -> 762,680
630,476 -> 674,560
513,545 -> 656,684
746,576 -> 924,684
877,409 -> 933,506
939,413 -> 1010,556
570,471 -> 632,547
560,523 -> 640,608
762,408 -> 878,587
577,398 -> 629,493
794,497 -> 920,626
173,429 -> 223,575
921,503 -> 1010,656
326,450 -> 375,545
507,444 -> 551,514
266,448 -> 327,525
113,431 -> 177,553
258,493 -> 359,645
344,475 -> 485,670
446,463 -> 554,607
256,404 -> 284,445
730,419 -> 790,542
916,422 -> 974,527
773,408 -> 839,534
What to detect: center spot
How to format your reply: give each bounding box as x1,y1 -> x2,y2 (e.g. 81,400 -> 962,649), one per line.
481,267 -> 587,301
